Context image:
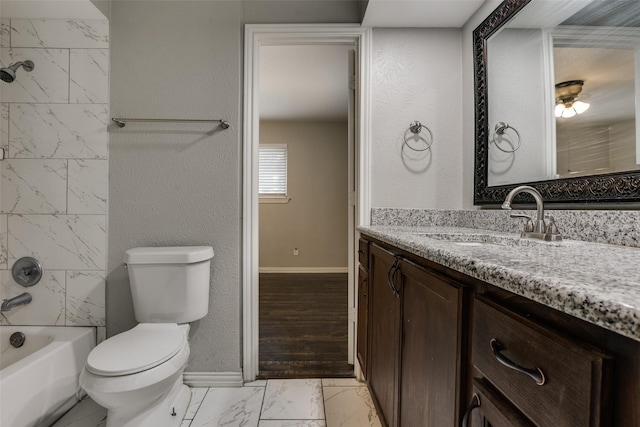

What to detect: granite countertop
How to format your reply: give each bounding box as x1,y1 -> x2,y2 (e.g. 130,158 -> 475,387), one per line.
359,225 -> 640,343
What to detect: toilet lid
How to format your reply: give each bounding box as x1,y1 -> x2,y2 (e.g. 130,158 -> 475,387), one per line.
86,323 -> 185,376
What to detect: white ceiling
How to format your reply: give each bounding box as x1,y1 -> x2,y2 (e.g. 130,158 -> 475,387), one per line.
362,0 -> 485,27
260,45 -> 351,121
260,0 -> 486,121
555,47 -> 636,125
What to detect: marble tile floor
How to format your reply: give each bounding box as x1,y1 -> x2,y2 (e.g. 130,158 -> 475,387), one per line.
52,378 -> 382,427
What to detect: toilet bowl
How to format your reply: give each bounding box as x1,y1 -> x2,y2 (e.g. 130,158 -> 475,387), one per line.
80,324 -> 191,427
79,246 -> 214,427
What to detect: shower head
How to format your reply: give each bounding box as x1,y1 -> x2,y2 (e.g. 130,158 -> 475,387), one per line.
0,60 -> 35,83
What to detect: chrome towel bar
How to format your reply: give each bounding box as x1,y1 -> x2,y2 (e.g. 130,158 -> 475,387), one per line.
111,117 -> 230,129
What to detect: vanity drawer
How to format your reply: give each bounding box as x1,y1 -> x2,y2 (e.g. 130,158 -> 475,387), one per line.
472,298 -> 611,427
467,378 -> 535,427
358,238 -> 369,269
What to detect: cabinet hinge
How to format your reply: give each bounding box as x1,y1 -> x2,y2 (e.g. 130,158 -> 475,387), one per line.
349,75 -> 356,91
349,307 -> 356,323
348,191 -> 357,206
0,147 -> 4,160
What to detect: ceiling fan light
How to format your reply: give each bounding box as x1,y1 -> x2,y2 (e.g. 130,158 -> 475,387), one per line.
555,104 -> 565,117
573,101 -> 590,114
561,107 -> 576,118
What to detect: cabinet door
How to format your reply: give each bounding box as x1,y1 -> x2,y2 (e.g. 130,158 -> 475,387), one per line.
368,244 -> 401,427
398,258 -> 463,427
357,265 -> 369,378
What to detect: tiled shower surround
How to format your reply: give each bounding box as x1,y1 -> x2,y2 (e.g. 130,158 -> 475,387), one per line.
0,18 -> 108,332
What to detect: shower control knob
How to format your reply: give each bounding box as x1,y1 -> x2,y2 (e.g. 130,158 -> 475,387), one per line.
12,257 -> 43,287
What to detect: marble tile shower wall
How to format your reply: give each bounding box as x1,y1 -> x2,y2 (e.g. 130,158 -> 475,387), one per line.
0,19 -> 108,333
371,208 -> 640,247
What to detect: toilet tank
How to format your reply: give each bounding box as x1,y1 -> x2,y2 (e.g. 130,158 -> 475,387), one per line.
124,246 -> 214,323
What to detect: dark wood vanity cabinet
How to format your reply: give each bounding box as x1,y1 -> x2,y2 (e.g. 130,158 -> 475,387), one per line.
465,292 -> 640,427
368,244 -> 401,427
357,238 -> 370,378
359,236 -> 640,427
366,243 -> 463,427
357,264 -> 369,378
398,257 -> 463,427
467,378 -> 535,427
467,297 -> 612,427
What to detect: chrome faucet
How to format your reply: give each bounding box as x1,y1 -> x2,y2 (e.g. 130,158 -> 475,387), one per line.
501,185 -> 562,242
1,292 -> 32,312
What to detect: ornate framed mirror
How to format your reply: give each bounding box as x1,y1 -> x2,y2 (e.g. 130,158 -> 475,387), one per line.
474,0 -> 640,205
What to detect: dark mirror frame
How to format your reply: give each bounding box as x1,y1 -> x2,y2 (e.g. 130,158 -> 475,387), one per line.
473,0 -> 640,205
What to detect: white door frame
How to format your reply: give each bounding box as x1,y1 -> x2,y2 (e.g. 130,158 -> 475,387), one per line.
242,24 -> 372,381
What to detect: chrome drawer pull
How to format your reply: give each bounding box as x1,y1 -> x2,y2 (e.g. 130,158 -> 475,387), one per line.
490,339 -> 546,386
461,394 -> 480,427
386,260 -> 400,296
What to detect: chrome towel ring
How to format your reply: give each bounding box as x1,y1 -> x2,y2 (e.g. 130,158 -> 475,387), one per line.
404,121 -> 433,152
491,122 -> 521,153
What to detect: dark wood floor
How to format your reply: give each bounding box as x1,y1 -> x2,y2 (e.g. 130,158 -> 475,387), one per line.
258,273 -> 354,379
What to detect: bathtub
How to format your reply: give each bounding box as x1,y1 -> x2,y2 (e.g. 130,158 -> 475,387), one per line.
0,326 -> 96,427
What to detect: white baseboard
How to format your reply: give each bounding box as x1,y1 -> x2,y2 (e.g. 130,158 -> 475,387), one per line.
183,372 -> 244,388
259,267 -> 348,274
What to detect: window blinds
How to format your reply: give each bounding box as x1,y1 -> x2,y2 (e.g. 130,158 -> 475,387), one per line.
259,144 -> 287,195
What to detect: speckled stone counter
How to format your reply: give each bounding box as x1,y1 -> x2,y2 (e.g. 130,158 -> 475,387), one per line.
371,208 -> 640,247
359,225 -> 640,343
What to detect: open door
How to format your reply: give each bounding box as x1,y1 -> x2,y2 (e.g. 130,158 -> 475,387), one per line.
347,48 -> 357,365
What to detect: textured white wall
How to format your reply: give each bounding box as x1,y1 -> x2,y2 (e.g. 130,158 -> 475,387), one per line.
108,1 -> 362,374
108,1 -> 243,373
487,28 -> 549,186
371,28 -> 463,209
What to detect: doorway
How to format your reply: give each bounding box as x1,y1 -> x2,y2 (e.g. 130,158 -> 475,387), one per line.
258,44 -> 352,378
243,25 -> 372,381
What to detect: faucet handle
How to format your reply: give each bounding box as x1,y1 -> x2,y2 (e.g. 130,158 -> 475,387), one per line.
545,215 -> 560,235
510,213 -> 534,232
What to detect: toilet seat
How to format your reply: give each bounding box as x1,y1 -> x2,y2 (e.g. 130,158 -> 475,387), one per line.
86,324 -> 186,376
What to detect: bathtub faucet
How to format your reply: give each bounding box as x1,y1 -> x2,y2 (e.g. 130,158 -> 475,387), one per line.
1,292 -> 32,311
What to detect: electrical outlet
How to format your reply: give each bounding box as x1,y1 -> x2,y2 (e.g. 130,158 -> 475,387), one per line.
293,248 -> 299,256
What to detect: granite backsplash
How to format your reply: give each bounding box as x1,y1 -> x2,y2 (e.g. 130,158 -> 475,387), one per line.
370,208 -> 640,248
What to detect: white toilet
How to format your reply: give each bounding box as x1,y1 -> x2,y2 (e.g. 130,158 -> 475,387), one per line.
79,246 -> 214,427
